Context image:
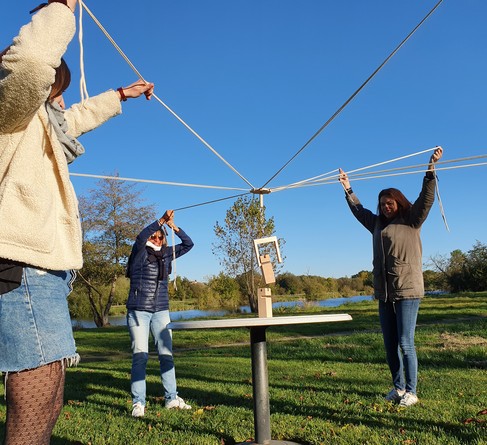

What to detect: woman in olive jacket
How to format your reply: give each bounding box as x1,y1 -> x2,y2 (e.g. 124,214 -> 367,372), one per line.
339,146 -> 443,407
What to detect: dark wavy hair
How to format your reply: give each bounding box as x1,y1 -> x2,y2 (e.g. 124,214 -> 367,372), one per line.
377,188 -> 412,221
1,47 -> 71,101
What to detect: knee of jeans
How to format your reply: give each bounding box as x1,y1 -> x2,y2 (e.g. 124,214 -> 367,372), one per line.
158,352 -> 174,362
399,340 -> 416,355
132,351 -> 149,365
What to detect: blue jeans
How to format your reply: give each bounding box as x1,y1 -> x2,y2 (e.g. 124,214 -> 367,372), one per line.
127,309 -> 178,406
0,267 -> 78,372
379,299 -> 420,394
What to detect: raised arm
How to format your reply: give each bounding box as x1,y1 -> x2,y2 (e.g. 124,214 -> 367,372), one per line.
0,2 -> 76,132
427,146 -> 443,173
160,210 -> 194,258
409,146 -> 444,227
338,168 -> 377,233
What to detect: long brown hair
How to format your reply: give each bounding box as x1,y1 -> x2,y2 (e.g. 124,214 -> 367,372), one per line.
0,47 -> 70,101
377,188 -> 412,221
49,58 -> 71,101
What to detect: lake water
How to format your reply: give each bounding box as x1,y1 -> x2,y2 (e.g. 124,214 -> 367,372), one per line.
72,295 -> 373,329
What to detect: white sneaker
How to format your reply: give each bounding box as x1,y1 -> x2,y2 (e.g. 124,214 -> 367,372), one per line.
132,402 -> 145,417
165,396 -> 192,410
385,388 -> 406,403
399,392 -> 419,407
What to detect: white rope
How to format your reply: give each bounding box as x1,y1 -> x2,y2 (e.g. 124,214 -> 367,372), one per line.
292,157 -> 485,188
171,229 -> 177,291
274,147 -> 437,193
317,157 -> 487,186
270,159 -> 487,192
432,169 -> 450,232
69,172 -> 248,191
346,147 -> 437,176
271,152 -> 486,192
80,1 -> 254,190
77,0 -> 89,103
273,168 -> 339,192
69,159 -> 486,216
69,159 -> 486,201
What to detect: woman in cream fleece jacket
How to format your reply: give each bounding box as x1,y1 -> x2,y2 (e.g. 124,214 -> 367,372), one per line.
0,1 -> 154,443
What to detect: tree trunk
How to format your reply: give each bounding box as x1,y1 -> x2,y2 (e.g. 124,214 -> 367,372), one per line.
248,292 -> 257,312
79,272 -> 111,328
101,276 -> 118,327
246,268 -> 258,312
87,288 -> 104,328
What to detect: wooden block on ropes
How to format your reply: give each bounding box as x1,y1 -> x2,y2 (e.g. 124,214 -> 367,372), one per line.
260,254 -> 275,284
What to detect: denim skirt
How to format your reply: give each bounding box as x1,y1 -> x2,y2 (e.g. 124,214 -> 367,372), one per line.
0,267 -> 79,372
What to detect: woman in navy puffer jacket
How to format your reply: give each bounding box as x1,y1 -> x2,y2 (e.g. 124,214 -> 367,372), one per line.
126,210 -> 193,417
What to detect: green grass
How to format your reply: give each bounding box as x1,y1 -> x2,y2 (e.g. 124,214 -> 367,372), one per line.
1,293 -> 486,444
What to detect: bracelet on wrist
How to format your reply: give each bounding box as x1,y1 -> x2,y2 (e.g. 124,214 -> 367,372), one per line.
117,87 -> 127,102
346,187 -> 353,195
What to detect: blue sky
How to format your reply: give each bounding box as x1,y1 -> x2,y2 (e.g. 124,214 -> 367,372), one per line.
2,1 -> 486,282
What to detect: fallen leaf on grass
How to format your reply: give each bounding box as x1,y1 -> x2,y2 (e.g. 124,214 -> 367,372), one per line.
463,409 -> 487,424
463,418 -> 486,425
67,400 -> 83,406
372,403 -> 384,413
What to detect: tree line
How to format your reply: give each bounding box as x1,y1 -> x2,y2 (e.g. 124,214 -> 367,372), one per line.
70,176 -> 486,326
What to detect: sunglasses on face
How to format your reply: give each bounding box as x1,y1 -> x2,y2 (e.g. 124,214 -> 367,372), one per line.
150,234 -> 164,240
